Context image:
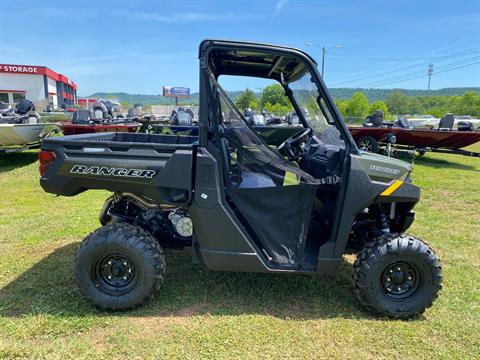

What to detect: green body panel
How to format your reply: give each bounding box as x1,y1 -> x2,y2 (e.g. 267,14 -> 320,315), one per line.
354,151 -> 412,183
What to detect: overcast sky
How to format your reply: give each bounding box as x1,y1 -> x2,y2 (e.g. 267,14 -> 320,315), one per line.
0,0 -> 478,95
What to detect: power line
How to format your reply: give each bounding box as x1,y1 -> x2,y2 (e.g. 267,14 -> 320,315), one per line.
360,61 -> 480,88
329,26 -> 480,85
330,51 -> 476,86
330,48 -> 480,62
331,52 -> 480,86
362,61 -> 479,88
363,62 -> 478,87
362,57 -> 480,86
360,56 -> 480,87
432,61 -> 480,75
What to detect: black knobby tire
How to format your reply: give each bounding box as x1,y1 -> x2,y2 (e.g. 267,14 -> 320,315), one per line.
352,233 -> 442,319
73,223 -> 166,310
356,135 -> 379,153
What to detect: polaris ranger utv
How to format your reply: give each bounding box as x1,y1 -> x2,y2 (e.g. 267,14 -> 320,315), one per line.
39,40 -> 442,318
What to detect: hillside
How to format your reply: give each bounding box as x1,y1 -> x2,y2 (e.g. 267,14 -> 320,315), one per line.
84,87 -> 480,105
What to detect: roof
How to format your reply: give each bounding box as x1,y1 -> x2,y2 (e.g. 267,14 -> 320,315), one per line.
199,39 -> 318,82
199,39 -> 317,65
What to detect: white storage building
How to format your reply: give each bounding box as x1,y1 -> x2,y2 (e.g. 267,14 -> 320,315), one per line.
0,63 -> 77,109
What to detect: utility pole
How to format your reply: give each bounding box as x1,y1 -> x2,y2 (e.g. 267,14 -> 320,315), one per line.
427,64 -> 434,91
305,43 -> 343,80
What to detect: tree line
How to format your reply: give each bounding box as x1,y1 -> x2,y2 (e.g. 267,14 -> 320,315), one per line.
90,87 -> 480,119
234,86 -> 480,120
88,87 -> 479,106
336,91 -> 480,119
328,87 -> 480,101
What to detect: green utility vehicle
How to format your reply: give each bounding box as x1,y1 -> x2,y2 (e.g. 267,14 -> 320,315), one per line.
39,40 -> 442,318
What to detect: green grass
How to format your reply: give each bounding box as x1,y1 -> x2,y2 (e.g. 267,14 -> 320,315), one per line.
0,146 -> 479,359
38,113 -> 72,122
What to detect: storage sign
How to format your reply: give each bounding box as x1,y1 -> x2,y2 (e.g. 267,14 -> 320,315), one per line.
163,86 -> 190,97
0,64 -> 40,74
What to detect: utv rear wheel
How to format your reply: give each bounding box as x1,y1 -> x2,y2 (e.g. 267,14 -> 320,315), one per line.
73,223 -> 165,310
352,234 -> 442,319
356,135 -> 379,153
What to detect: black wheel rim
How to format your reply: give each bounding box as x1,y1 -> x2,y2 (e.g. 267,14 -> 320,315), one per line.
381,261 -> 420,299
94,253 -> 137,295
358,139 -> 373,151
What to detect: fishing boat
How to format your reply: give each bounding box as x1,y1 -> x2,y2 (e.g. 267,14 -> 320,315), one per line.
59,101 -> 141,136
0,123 -> 60,151
349,113 -> 480,157
0,100 -> 60,152
60,121 -> 141,135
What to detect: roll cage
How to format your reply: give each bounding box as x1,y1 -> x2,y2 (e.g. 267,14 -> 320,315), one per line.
197,39 -> 357,153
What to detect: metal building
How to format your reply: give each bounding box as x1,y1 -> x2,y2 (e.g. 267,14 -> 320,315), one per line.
0,63 -> 77,109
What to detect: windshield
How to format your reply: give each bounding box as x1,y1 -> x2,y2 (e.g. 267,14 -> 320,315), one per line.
210,73 -> 317,188
288,71 -> 334,134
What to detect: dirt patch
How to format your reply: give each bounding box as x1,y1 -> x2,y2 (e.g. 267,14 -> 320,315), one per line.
173,302 -> 209,317
130,302 -> 210,339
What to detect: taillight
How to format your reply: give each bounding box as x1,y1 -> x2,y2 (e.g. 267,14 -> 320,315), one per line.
39,151 -> 56,177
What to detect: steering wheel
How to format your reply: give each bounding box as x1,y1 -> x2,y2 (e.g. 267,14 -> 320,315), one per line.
277,127 -> 312,160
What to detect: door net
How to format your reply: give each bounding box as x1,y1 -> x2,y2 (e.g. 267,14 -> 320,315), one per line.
211,77 -> 319,265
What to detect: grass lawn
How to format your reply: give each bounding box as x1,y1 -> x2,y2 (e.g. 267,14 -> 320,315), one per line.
0,145 -> 479,359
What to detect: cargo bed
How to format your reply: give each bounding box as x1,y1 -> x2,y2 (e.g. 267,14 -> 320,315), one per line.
40,132 -> 198,204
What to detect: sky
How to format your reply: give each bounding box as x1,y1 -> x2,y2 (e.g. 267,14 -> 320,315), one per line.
0,0 -> 478,96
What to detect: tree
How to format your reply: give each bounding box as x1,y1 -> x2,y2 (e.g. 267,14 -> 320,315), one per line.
260,84 -> 292,109
235,88 -> 257,110
346,92 -> 369,118
263,101 -> 292,115
249,99 -> 259,111
429,107 -> 450,118
408,97 -> 424,114
454,91 -> 480,116
368,100 -> 390,119
335,99 -> 349,116
386,91 -> 411,115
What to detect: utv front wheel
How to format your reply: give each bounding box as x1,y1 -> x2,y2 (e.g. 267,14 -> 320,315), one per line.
352,234 -> 442,319
73,223 -> 165,310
